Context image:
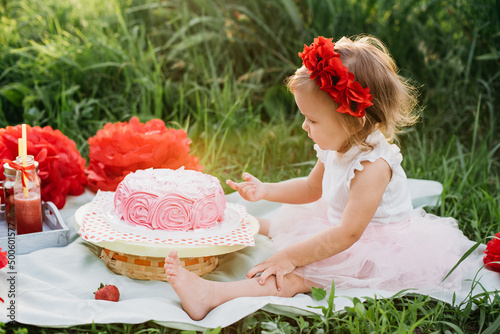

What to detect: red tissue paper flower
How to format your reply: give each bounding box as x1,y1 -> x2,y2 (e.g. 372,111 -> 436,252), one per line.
0,247 -> 7,270
483,232 -> 500,272
86,116 -> 203,192
0,125 -> 87,209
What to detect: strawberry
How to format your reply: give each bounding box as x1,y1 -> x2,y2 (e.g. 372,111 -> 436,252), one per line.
94,283 -> 120,302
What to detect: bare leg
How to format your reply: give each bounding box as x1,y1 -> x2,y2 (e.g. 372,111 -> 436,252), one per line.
257,217 -> 271,236
164,250 -> 313,320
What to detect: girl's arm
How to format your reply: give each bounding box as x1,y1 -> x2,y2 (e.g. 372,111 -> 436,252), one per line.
247,158 -> 392,290
227,160 -> 324,205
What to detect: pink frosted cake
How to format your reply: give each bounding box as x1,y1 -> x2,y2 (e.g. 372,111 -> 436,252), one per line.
114,168 -> 226,231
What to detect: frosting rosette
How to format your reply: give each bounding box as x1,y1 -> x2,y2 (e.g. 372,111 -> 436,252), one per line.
191,193 -> 225,229
113,168 -> 226,231
114,182 -> 131,214
121,192 -> 157,228
151,195 -> 194,231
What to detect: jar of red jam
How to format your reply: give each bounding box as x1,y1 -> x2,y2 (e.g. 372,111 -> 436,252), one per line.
3,163 -> 16,226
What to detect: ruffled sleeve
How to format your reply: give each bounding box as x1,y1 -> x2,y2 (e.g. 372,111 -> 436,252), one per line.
318,130 -> 412,225
346,132 -> 403,188
314,144 -> 328,163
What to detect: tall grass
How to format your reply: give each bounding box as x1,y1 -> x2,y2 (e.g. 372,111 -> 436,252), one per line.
1,0 -> 499,332
402,96 -> 500,240
2,0 -> 498,137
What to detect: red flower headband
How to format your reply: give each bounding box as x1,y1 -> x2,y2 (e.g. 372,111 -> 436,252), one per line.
299,36 -> 375,119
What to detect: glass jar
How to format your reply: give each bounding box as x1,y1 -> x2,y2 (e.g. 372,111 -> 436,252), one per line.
14,155 -> 42,235
3,163 -> 17,226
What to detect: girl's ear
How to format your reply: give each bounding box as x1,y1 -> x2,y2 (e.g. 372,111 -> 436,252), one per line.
351,116 -> 366,136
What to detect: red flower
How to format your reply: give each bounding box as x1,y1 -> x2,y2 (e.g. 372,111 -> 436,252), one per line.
336,74 -> 374,117
86,116 -> 202,192
299,37 -> 341,83
298,36 -> 373,118
319,57 -> 349,100
483,233 -> 500,272
0,125 -> 87,209
0,247 -> 8,269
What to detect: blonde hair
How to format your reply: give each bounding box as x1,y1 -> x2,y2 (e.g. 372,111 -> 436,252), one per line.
286,35 -> 419,153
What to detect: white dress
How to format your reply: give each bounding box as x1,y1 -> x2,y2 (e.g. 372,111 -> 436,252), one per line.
268,130 -> 477,290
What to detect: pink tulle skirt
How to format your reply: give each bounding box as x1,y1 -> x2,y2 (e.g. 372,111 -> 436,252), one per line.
268,200 -> 477,291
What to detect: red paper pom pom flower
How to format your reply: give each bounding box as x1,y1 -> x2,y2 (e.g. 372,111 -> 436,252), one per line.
0,125 -> 87,209
483,232 -> 500,272
86,116 -> 202,192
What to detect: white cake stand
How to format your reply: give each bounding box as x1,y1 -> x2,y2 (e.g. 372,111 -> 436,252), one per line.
74,202 -> 260,258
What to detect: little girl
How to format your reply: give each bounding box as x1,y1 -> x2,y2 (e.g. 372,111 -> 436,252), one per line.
164,35 -> 476,320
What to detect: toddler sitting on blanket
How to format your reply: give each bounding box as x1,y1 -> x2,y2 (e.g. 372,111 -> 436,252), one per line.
164,35 -> 476,321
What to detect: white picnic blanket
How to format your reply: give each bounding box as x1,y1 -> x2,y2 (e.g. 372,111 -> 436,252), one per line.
0,179 -> 498,331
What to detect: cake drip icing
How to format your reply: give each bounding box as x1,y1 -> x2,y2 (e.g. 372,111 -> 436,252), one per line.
114,168 -> 226,231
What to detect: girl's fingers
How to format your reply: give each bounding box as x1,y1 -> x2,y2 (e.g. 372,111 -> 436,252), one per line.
258,268 -> 273,285
259,268 -> 283,291
242,185 -> 255,198
275,273 -> 284,291
247,264 -> 284,291
240,183 -> 251,192
227,173 -> 262,201
246,264 -> 262,279
247,262 -> 270,279
242,172 -> 258,183
226,179 -> 238,190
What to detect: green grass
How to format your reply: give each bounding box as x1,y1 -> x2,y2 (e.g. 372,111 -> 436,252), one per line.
4,289 -> 500,333
1,0 -> 499,332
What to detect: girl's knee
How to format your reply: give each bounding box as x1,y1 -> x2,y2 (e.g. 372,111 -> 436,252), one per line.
257,218 -> 271,236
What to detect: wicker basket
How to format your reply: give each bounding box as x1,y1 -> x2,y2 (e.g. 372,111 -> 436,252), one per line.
99,248 -> 218,281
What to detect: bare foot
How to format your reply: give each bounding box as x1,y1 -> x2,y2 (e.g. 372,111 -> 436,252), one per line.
164,250 -> 215,320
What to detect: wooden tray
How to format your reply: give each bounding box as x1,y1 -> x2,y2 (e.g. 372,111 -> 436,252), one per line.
0,202 -> 70,255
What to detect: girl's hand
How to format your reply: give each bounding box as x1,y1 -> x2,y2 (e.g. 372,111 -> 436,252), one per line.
246,251 -> 296,291
226,172 -> 268,202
